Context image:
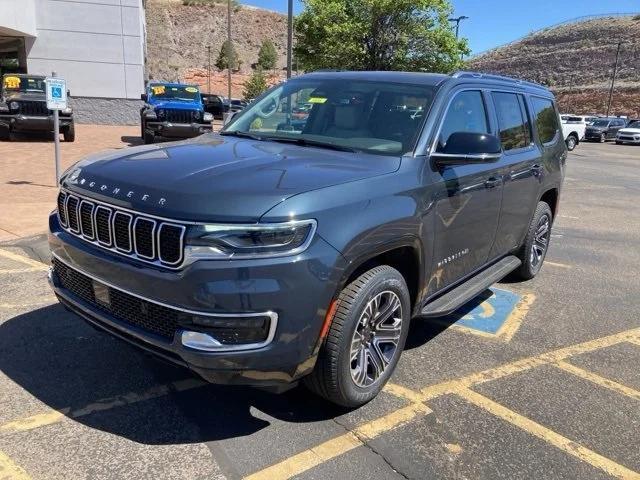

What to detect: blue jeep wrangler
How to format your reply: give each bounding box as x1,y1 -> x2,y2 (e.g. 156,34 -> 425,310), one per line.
140,83 -> 212,144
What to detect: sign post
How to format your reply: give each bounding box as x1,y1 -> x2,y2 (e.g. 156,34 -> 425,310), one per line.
45,72 -> 67,183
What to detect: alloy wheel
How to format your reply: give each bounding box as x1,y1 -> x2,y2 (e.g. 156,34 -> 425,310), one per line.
530,214 -> 551,268
350,290 -> 403,387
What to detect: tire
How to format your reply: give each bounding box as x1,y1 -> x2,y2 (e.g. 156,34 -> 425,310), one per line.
615,140 -> 623,145
304,265 -> 411,407
140,119 -> 145,139
600,133 -> 606,143
143,130 -> 155,144
565,135 -> 577,151
0,127 -> 10,141
63,123 -> 75,142
514,201 -> 553,280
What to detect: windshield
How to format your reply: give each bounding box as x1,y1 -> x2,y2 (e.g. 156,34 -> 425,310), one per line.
149,84 -> 200,102
627,121 -> 640,129
2,75 -> 46,95
592,119 -> 610,127
223,78 -> 437,155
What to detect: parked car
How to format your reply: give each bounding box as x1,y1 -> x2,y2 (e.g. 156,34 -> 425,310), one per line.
0,73 -> 75,142
560,115 -> 586,151
615,120 -> 640,145
229,98 -> 248,113
49,71 -> 565,407
202,93 -> 229,119
140,83 -> 212,144
584,117 -> 626,142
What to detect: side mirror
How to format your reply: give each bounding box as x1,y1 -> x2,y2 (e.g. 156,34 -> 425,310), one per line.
432,132 -> 502,166
141,93 -> 148,102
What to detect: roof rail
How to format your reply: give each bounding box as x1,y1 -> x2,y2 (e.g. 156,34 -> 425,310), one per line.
451,71 -> 548,90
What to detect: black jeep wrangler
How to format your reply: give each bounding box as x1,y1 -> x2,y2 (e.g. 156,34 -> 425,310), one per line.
49,71 -> 565,407
0,74 -> 75,142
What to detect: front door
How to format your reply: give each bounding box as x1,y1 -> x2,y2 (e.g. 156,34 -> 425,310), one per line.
428,90 -> 503,294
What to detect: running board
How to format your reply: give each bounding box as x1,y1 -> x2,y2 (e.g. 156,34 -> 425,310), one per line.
419,256 -> 522,318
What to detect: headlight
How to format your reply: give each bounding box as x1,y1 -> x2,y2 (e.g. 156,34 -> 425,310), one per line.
9,101 -> 19,111
203,112 -> 213,122
144,110 -> 157,120
185,220 -> 317,259
194,111 -> 201,120
62,106 -> 73,115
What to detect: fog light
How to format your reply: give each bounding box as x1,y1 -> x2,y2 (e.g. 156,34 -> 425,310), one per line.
181,312 -> 277,351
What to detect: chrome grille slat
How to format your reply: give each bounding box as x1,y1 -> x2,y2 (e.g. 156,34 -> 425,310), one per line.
57,189 -> 187,269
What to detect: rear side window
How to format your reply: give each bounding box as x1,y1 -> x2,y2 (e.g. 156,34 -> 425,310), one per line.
437,90 -> 488,151
492,92 -> 531,151
531,97 -> 560,144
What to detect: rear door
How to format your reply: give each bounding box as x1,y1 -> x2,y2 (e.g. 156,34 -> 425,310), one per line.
489,91 -> 542,257
609,118 -> 625,138
429,89 -> 503,291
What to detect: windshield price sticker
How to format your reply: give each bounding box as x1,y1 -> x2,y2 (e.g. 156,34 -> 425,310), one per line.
308,97 -> 327,104
185,87 -> 198,93
45,77 -> 68,110
3,76 -> 20,89
151,85 -> 166,95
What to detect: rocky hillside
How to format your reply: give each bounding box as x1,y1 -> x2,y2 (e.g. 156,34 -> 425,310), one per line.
468,15 -> 640,116
145,0 -> 288,97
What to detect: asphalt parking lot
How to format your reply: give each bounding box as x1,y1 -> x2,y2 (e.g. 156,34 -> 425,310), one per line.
0,141 -> 639,480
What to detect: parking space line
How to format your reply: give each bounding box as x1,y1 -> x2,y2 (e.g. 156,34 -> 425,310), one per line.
545,261 -> 572,268
0,450 -> 31,480
0,378 -> 206,434
553,361 -> 640,401
0,249 -> 47,271
244,403 -> 430,480
383,382 -> 428,404
456,388 -> 640,480
0,299 -> 56,309
495,293 -> 536,341
0,268 -> 45,275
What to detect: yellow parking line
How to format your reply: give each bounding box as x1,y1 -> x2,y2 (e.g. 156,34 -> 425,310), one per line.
495,293 -> 536,341
0,378 -> 205,434
0,249 -> 47,271
456,388 -> 640,480
0,450 -> 31,480
244,402 -> 430,480
383,382 -> 427,404
553,361 -> 640,401
0,268 -> 44,275
545,261 -> 572,269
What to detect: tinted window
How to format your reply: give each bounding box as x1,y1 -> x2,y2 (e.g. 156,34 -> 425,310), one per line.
492,92 -> 530,151
592,119 -> 610,127
531,97 -> 559,144
613,119 -> 625,126
437,90 -> 488,151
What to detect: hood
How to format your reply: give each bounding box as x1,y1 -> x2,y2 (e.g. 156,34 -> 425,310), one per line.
62,134 -> 401,222
3,92 -> 46,102
618,127 -> 640,135
149,99 -> 202,111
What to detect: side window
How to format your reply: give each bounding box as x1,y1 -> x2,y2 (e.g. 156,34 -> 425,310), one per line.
437,90 -> 488,151
531,97 -> 560,145
492,92 -> 530,151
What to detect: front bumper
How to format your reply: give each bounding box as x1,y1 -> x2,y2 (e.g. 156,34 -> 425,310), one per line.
146,121 -> 212,139
48,213 -> 344,387
584,130 -> 606,140
616,135 -> 640,144
0,114 -> 73,132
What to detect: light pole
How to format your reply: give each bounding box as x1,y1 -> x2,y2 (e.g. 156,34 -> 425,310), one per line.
227,0 -> 232,104
207,45 -> 211,93
287,0 -> 293,79
605,41 -> 622,118
448,15 -> 468,60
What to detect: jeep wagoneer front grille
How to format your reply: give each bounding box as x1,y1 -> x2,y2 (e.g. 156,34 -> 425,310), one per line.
57,190 -> 186,268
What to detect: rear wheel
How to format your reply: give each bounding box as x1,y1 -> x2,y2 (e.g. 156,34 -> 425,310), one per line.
514,202 -> 553,280
63,123 -> 75,142
304,265 -> 410,407
565,135 -> 577,151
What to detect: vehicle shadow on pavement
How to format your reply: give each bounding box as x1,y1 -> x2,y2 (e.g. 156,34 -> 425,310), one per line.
120,135 -> 143,147
0,304 -> 352,444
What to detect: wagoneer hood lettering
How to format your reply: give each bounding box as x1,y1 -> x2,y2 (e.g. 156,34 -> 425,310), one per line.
62,134 -> 401,222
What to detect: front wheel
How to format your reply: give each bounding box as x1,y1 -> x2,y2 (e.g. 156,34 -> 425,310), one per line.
0,126 -> 10,141
63,123 -> 75,142
514,202 -> 553,280
600,133 -> 606,143
304,265 -> 410,407
143,130 -> 155,144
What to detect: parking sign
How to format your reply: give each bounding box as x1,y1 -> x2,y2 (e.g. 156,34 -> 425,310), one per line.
45,77 -> 67,110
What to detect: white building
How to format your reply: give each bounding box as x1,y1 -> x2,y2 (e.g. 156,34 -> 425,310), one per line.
0,0 -> 145,123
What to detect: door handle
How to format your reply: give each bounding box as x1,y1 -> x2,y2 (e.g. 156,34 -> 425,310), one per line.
484,177 -> 502,189
531,164 -> 544,176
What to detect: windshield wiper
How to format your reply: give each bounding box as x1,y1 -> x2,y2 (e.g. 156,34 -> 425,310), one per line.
219,130 -> 263,140
263,136 -> 359,153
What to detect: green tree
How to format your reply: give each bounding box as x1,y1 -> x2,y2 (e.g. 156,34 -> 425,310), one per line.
243,68 -> 268,100
294,0 -> 469,73
257,39 -> 278,71
215,40 -> 239,71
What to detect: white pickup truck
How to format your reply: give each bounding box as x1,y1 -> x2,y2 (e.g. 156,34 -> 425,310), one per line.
560,115 -> 587,151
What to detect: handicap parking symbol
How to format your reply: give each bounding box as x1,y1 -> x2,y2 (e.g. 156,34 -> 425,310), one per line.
51,86 -> 62,99
440,287 -> 535,341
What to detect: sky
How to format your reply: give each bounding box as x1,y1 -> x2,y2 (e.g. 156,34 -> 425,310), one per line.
239,0 -> 640,55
